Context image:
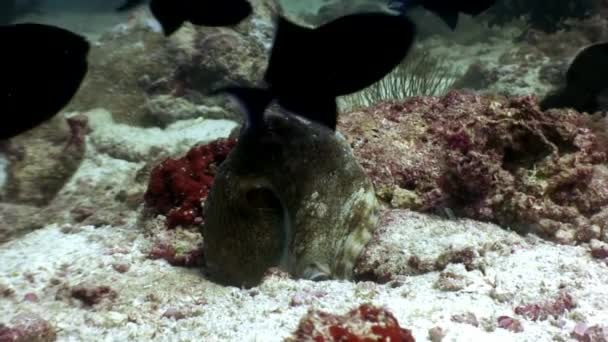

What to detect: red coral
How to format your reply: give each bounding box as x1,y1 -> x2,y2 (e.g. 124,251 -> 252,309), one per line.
144,138 -> 237,228
290,304 -> 415,342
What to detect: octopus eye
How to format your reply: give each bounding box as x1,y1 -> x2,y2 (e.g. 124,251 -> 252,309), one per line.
245,187 -> 281,210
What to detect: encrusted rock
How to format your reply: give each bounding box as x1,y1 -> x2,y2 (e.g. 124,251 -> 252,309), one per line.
340,91 -> 608,245
144,95 -> 234,127
354,210 -> 517,282
2,115 -> 85,206
287,304 -> 415,342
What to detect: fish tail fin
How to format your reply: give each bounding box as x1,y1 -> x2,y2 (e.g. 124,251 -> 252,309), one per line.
263,16 -> 315,91
212,86 -> 274,133
150,0 -> 186,36
540,86 -> 596,113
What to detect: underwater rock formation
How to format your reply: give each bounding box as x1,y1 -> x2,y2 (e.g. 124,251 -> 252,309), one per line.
2,115 -> 86,206
202,110 -> 379,287
144,138 -> 236,229
339,90 -> 608,245
66,1 -> 278,127
143,94 -> 233,127
287,304 -> 415,342
354,209 -> 520,282
0,203 -> 45,244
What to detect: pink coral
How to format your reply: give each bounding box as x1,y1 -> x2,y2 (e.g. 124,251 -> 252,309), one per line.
289,304 -> 415,342
144,138 -> 236,228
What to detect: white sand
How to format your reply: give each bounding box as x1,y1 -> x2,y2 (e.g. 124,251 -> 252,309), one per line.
1,208 -> 607,341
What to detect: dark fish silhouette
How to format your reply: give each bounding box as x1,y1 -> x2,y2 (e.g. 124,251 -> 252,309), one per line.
117,0 -> 253,36
217,13 -> 416,130
388,0 -> 496,30
540,42 -> 608,114
0,23 -> 89,140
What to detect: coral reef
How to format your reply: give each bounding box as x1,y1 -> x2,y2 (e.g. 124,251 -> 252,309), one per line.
144,138 -> 236,229
287,304 -> 415,342
203,110 -> 379,287
339,91 -> 608,244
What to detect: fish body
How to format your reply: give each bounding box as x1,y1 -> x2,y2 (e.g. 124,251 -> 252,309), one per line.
117,0 -> 253,36
0,23 -> 89,140
388,0 -> 496,29
202,110 -> 379,288
540,42 -> 608,113
217,12 -> 416,131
